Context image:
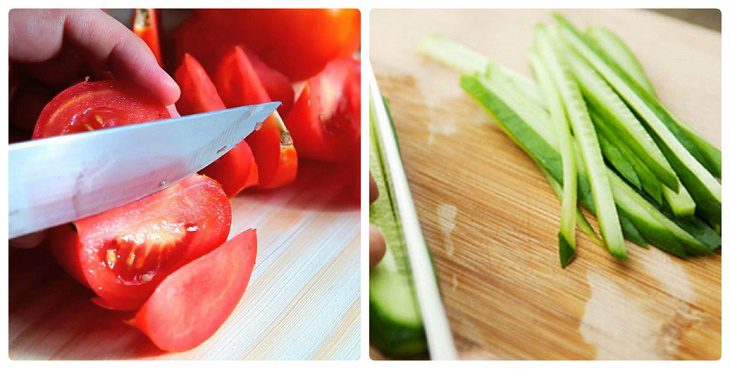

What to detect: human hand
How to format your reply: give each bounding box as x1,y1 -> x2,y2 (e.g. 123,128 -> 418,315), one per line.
370,173 -> 386,269
9,9 -> 180,136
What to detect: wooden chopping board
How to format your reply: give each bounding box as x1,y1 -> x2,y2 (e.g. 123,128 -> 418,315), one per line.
370,9 -> 720,360
9,161 -> 360,359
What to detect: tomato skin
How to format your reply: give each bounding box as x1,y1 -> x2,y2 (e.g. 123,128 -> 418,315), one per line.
32,80 -> 170,139
130,229 -> 257,352
195,9 -> 361,80
48,175 -> 232,311
174,53 -> 259,197
286,57 -> 361,163
131,9 -> 163,67
215,47 -> 297,189
174,19 -> 294,116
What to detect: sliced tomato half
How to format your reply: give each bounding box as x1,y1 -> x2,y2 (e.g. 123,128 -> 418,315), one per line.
48,175 -> 232,311
286,57 -> 361,163
174,53 -> 259,197
214,46 -> 297,189
32,80 -> 170,139
130,229 -> 257,352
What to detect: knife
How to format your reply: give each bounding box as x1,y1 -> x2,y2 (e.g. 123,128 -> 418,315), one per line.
369,68 -> 458,360
8,102 -> 279,239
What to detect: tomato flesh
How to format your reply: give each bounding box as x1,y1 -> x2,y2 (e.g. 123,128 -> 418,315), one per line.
286,57 -> 361,163
130,229 -> 257,352
48,175 -> 232,311
32,80 -> 170,139
215,47 -> 297,189
174,53 -> 259,196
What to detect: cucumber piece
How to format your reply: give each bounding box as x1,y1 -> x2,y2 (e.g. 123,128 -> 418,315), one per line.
595,129 -> 641,188
562,48 -> 678,190
585,26 -> 656,96
555,14 -> 721,225
587,26 -> 721,178
531,36 -> 578,267
536,25 -> 626,260
369,100 -> 427,357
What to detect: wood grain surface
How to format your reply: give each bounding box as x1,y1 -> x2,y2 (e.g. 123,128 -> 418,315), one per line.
370,9 -> 721,360
9,161 -> 360,360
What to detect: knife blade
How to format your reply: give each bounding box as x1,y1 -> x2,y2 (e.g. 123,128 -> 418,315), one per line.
369,68 -> 458,360
9,102 -> 279,239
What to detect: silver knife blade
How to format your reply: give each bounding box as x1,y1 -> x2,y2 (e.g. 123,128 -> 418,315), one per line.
9,102 -> 279,239
369,68 -> 458,360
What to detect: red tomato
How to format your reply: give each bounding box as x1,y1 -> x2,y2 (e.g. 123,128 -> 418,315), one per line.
174,19 -> 294,115
48,175 -> 232,311
286,57 -> 361,163
131,9 -> 163,67
130,229 -> 257,352
174,53 -> 259,197
32,80 -> 170,139
195,9 -> 361,80
215,47 -> 297,189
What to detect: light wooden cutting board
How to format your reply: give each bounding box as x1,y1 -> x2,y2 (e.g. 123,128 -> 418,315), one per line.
370,9 -> 720,360
9,161 -> 360,359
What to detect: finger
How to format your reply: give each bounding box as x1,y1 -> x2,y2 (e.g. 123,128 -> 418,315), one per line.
16,47 -> 87,88
10,230 -> 48,249
369,225 -> 386,270
369,172 -> 379,203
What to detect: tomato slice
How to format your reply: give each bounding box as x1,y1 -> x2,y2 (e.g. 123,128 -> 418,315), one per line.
194,9 -> 361,80
285,57 -> 361,163
174,53 -> 259,197
214,47 -> 297,189
173,19 -> 294,115
131,9 -> 163,67
32,80 -> 170,139
48,175 -> 232,311
130,229 -> 257,352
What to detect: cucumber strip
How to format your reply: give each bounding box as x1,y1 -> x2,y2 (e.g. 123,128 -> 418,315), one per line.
536,25 -> 626,260
617,208 -> 649,248
485,62 -> 547,112
542,167 -> 604,248
369,99 -> 427,357
609,171 -> 714,256
530,45 -> 578,267
585,26 -> 656,96
586,26 -> 721,178
596,129 -> 641,188
661,184 -> 696,217
419,34 -> 546,108
562,48 -> 678,190
555,14 -> 721,224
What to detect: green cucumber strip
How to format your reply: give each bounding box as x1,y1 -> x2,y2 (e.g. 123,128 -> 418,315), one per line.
596,129 -> 641,188
485,62 -> 547,112
562,48 -> 678,190
585,26 -> 656,96
609,171 -> 714,256
661,184 -> 696,218
369,99 -> 426,357
418,34 -> 488,75
419,34 -> 546,109
530,41 -> 578,267
617,208 -> 649,247
537,25 -> 626,260
542,167 -> 603,249
555,14 -> 721,222
586,26 -> 721,178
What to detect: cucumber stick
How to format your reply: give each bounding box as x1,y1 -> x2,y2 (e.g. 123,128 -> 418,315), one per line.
535,25 -> 626,260
555,14 -> 721,225
530,38 -> 577,267
587,26 -> 721,178
562,47 -> 678,190
369,100 -> 427,357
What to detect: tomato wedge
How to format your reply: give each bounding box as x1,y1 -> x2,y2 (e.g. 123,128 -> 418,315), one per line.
48,175 -> 232,311
286,57 -> 361,163
131,9 -> 163,67
214,47 -> 297,189
174,53 -> 259,197
195,9 -> 361,80
130,229 -> 257,352
173,19 -> 294,115
32,80 -> 170,139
